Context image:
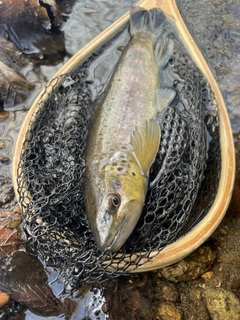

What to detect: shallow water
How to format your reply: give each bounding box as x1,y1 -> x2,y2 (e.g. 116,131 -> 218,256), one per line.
63,0 -> 138,55
177,0 -> 240,133
0,0 -> 240,319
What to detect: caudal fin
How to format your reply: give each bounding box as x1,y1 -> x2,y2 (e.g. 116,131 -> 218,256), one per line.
130,6 -> 165,43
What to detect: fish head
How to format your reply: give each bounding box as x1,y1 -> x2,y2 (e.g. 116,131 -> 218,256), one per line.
89,154 -> 147,252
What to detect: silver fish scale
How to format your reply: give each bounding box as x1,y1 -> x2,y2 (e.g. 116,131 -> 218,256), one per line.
124,48 -> 215,253
17,28 -> 220,292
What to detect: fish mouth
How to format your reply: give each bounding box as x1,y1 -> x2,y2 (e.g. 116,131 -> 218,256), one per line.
97,219 -> 128,253
106,221 -> 128,252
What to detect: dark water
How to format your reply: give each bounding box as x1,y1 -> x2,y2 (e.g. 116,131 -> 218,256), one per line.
0,0 -> 239,319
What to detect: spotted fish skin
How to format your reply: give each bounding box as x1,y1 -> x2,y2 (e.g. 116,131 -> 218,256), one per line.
84,7 -> 176,252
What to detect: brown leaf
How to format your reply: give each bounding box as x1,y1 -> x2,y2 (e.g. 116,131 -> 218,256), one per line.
13,284 -> 63,316
0,36 -> 25,71
0,60 -> 35,108
0,207 -> 22,228
0,226 -> 22,258
0,251 -> 64,317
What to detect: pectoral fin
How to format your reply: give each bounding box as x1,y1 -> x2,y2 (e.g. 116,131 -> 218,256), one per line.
131,119 -> 160,176
156,87 -> 176,112
155,39 -> 174,70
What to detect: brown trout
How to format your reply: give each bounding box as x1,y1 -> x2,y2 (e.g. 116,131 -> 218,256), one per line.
84,6 -> 176,252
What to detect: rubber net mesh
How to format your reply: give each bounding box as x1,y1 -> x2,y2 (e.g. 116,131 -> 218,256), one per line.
16,19 -> 221,292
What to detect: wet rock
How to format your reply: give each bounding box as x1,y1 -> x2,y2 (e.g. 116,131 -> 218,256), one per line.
152,279 -> 180,319
0,207 -> 22,228
160,246 -> 216,282
0,36 -> 36,108
0,0 -> 70,109
0,59 -> 35,108
0,0 -> 64,57
177,284 -> 210,320
0,36 -> 26,70
0,183 -> 14,207
231,278 -> 240,290
219,227 -> 228,236
201,271 -> 214,282
154,302 -> 183,320
105,279 -> 155,320
154,280 -> 179,303
0,290 -> 10,307
205,287 -> 240,319
39,0 -> 62,27
232,278 -> 240,301
0,155 -> 10,165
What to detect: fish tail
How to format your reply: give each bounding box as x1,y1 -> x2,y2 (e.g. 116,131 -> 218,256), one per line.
130,6 -> 174,70
130,6 -> 165,42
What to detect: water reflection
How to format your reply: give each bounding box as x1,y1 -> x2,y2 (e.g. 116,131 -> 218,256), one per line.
63,0 -> 138,55
177,0 -> 240,133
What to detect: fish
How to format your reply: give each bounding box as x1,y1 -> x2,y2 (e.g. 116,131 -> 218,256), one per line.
84,6 -> 176,252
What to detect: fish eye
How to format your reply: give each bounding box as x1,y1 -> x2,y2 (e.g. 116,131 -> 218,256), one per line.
108,194 -> 121,209
112,196 -> 120,207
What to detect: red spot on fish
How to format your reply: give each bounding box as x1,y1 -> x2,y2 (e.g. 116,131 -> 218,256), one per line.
133,77 -> 137,81
135,121 -> 139,125
124,107 -> 129,111
138,92 -> 143,96
126,96 -> 130,101
144,71 -> 147,75
123,87 -> 127,91
136,59 -> 141,64
137,47 -> 142,52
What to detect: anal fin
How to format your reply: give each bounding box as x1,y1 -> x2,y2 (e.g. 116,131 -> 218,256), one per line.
131,119 -> 160,176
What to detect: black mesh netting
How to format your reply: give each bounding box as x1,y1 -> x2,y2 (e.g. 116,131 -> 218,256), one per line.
16,20 -> 221,291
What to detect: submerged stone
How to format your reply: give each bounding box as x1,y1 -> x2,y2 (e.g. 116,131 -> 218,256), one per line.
160,246 -> 216,282
205,287 -> 240,320
154,302 -> 183,320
